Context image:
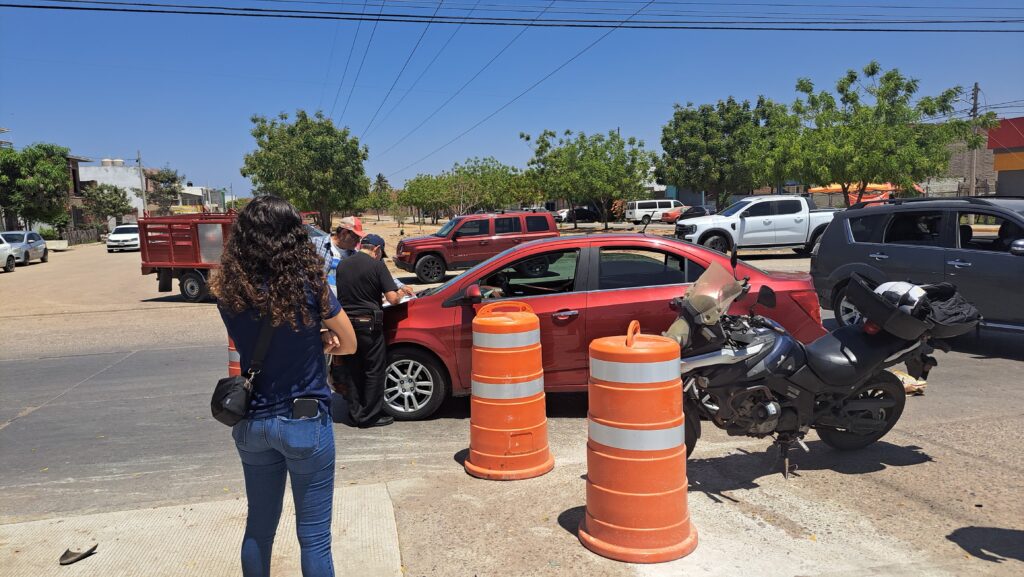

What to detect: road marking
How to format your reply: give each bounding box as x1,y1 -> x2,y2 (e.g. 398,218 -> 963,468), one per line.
0,351 -> 137,431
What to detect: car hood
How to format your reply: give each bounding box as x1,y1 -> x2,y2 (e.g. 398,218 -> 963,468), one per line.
399,235 -> 444,246
677,214 -> 728,226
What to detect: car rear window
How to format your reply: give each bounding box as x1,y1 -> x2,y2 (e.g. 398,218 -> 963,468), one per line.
494,217 -> 521,234
884,211 -> 944,246
598,248 -> 706,290
847,213 -> 889,243
525,216 -> 550,232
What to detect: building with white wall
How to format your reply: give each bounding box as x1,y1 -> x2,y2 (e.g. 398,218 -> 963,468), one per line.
78,159 -> 146,226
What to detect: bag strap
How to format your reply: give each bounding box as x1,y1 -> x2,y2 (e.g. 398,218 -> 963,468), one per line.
246,315 -> 275,378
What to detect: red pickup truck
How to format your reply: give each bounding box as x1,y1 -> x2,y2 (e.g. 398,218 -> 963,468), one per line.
394,211 -> 559,283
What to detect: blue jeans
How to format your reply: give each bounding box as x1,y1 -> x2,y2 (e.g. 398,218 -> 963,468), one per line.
232,409 -> 335,577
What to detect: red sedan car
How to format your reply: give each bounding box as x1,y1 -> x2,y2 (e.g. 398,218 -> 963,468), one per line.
382,234 -> 825,420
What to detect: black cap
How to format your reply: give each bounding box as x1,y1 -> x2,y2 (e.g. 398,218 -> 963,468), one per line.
362,233 -> 387,258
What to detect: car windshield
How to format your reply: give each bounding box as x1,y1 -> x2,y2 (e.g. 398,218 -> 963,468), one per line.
2,233 -> 25,243
113,226 -> 138,234
433,218 -> 461,238
719,201 -> 751,217
418,245 -> 520,297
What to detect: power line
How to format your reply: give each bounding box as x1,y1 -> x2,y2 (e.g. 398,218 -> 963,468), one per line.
362,0 -> 484,139
337,0 -> 384,123
29,1 -> 1024,25
316,18 -> 344,110
8,3 -> 1024,30
375,0 -> 560,159
328,0 -> 367,117
359,0 -> 445,138
388,0 -> 659,177
238,0 -> 1024,11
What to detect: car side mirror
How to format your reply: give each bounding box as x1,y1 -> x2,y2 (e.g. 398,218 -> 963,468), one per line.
757,285 -> 777,309
464,284 -> 483,303
1011,239 -> 1024,256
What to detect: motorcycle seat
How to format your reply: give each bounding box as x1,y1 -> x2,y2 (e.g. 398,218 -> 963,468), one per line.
802,325 -> 914,387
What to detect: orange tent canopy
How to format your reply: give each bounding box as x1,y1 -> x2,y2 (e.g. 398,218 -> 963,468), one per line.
806,183 -> 899,194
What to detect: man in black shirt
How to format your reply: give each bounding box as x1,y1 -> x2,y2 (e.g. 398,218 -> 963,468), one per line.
335,233 -> 401,427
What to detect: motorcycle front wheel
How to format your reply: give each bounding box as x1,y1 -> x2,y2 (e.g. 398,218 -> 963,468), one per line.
816,372 -> 906,451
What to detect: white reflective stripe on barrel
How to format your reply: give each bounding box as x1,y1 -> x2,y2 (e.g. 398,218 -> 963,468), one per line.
588,420 -> 685,451
228,350 -> 241,363
472,329 -> 540,349
589,357 -> 679,384
471,376 -> 544,400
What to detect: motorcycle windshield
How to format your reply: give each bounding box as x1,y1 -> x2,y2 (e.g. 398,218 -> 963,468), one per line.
685,261 -> 745,324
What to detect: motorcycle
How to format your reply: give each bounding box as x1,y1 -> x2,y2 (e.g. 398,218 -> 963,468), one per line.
663,252 -> 980,477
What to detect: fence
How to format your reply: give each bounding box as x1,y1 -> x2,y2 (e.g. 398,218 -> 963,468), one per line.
65,228 -> 100,246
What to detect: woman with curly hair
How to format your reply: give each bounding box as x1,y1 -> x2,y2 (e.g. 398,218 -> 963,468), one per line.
211,195 -> 355,577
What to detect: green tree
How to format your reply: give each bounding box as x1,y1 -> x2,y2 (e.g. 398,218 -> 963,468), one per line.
241,109 -> 369,228
142,167 -> 184,216
523,129 -> 655,228
743,97 -> 804,193
359,173 -> 392,221
657,98 -> 759,210
82,183 -> 132,227
792,61 -> 996,206
226,197 -> 252,211
0,143 -> 73,229
399,173 -> 449,223
448,157 -> 533,213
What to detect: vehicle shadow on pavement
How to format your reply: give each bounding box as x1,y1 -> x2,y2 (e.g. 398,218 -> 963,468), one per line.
686,441 -> 933,503
947,331 -> 1024,362
946,526 -> 1024,563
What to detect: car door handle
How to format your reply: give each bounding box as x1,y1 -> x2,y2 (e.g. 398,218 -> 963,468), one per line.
794,217 -> 804,222
478,240 -> 489,245
553,309 -> 579,320
763,219 -> 772,225
946,259 -> 972,268
869,253 -> 889,260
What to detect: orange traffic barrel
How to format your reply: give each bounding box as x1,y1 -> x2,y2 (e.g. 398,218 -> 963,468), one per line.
578,320 -> 697,563
228,337 -> 241,377
465,301 -> 555,481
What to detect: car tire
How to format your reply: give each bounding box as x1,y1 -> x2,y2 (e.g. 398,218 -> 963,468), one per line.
107,249 -> 114,253
701,234 -> 730,254
641,214 -> 652,225
382,348 -> 449,421
415,255 -> 446,284
40,249 -> 48,263
831,282 -> 863,327
515,256 -> 549,278
21,252 -> 31,265
3,256 -> 14,272
179,271 -> 209,303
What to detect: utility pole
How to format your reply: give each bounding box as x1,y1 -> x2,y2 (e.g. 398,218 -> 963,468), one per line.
968,82 -> 980,197
136,150 -> 148,217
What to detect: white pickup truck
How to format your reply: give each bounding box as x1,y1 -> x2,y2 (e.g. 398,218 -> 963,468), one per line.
675,195 -> 838,254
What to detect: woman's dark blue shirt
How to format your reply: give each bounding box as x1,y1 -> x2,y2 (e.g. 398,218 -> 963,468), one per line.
219,288 -> 342,419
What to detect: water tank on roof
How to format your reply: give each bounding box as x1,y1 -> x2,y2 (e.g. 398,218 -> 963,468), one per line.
101,158 -> 113,167
113,159 -> 125,167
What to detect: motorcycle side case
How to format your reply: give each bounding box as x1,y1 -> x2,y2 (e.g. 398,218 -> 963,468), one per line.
845,275 -> 932,340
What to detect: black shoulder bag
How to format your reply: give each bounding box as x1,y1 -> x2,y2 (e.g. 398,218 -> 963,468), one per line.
211,317 -> 274,426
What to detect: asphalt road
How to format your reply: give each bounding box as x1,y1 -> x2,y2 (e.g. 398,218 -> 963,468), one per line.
1,243 -> 1022,576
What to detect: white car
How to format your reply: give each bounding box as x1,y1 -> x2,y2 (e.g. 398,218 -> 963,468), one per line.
625,199 -> 685,225
107,224 -> 141,252
675,195 -> 838,254
0,234 -> 15,272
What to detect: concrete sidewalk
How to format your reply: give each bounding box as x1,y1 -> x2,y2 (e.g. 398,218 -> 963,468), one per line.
0,483 -> 402,577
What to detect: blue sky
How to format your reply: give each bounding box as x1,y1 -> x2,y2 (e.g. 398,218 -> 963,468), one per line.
2,2 -> 1022,195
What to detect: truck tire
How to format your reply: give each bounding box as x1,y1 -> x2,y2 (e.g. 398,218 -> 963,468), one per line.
415,255 -> 446,284
3,255 -> 14,272
180,271 -> 209,303
794,228 -> 826,255
515,256 -> 549,278
701,234 -> 730,254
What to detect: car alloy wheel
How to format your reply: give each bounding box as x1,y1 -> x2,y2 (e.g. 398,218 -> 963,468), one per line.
384,359 -> 435,415
3,256 -> 14,272
837,295 -> 863,326
704,235 -> 729,253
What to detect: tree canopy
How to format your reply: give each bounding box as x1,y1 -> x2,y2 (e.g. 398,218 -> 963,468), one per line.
397,157 -> 533,221
523,129 -> 655,226
143,167 -> 184,216
83,183 -> 132,227
359,173 -> 393,220
241,109 -> 369,228
791,61 -> 996,206
0,143 -> 72,228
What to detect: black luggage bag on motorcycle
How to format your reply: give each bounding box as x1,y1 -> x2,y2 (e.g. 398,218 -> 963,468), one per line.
845,275 -> 980,339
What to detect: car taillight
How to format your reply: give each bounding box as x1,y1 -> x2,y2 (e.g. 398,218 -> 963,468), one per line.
790,290 -> 822,327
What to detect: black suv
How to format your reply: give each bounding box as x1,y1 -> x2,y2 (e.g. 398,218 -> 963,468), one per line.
811,196 -> 1024,331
